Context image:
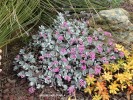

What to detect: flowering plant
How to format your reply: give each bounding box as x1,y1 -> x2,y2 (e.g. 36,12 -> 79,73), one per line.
13,13 -> 123,94
84,45 -> 133,100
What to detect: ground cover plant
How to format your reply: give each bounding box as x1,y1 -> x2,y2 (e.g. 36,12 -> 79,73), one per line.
13,13 -> 125,96
84,44 -> 133,100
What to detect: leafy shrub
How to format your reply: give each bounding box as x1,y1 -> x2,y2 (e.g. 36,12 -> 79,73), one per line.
84,44 -> 133,100
13,13 -> 124,94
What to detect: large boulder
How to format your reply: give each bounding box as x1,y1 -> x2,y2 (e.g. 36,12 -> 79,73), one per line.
93,8 -> 133,31
89,8 -> 133,47
129,0 -> 133,4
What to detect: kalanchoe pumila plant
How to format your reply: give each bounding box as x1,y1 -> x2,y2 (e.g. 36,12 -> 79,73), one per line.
13,13 -> 124,95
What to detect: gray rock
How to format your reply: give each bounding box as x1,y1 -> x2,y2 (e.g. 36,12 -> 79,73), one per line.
90,8 -> 133,46
94,8 -> 133,31
129,0 -> 133,4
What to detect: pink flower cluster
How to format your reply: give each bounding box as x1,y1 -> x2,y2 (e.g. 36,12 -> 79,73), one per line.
68,86 -> 75,95
28,87 -> 36,94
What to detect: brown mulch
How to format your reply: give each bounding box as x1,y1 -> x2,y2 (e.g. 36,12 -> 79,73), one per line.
121,2 -> 133,12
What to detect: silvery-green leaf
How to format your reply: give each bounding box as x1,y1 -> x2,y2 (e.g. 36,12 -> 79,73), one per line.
63,85 -> 68,90
37,84 -> 41,89
18,71 -> 25,77
89,68 -> 95,74
29,82 -> 35,86
25,71 -> 32,77
32,35 -> 37,40
13,66 -> 19,70
19,49 -> 25,54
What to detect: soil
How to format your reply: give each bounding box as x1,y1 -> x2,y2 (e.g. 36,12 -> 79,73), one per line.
0,2 -> 133,100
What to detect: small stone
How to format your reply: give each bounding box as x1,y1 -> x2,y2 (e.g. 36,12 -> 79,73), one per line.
3,89 -> 9,94
9,95 -> 14,100
3,94 -> 9,100
5,83 -> 10,88
7,79 -> 16,84
28,96 -> 34,100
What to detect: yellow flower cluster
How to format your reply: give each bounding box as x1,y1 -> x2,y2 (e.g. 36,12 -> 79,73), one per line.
84,44 -> 133,100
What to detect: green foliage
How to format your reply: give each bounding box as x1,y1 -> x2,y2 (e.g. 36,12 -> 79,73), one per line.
0,0 -> 41,48
39,0 -> 123,24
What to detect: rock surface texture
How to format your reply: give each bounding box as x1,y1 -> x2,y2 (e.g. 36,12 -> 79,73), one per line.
90,8 -> 133,48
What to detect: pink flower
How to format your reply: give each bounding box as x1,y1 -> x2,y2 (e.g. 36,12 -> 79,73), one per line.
62,21 -> 68,27
60,48 -> 67,54
39,56 -> 44,60
40,33 -> 47,38
68,86 -> 75,95
79,79 -> 86,87
53,67 -> 59,72
57,35 -> 64,41
55,31 -> 59,34
20,74 -> 25,78
94,66 -> 101,75
80,60 -> 86,64
70,38 -> 77,45
70,54 -> 77,59
111,56 -> 116,59
107,48 -> 112,53
46,76 -> 50,80
104,31 -> 112,37
66,65 -> 71,69
89,52 -> 95,61
101,57 -> 107,61
70,48 -> 76,54
48,67 -> 52,71
81,65 -> 86,70
82,31 -> 85,34
28,87 -> 36,94
119,51 -> 124,57
87,36 -> 93,44
78,45 -> 85,53
96,45 -> 103,53
108,39 -> 114,46
52,61 -> 58,65
61,58 -> 68,62
64,75 -> 71,82
94,36 -> 98,40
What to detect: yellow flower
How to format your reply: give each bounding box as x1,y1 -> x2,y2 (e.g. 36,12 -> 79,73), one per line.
111,63 -> 119,72
101,91 -> 110,100
109,82 -> 119,94
92,94 -> 102,100
85,75 -> 96,85
120,84 -> 127,91
115,74 -> 127,84
95,82 -> 106,94
123,72 -> 133,80
102,72 -> 112,82
103,64 -> 111,71
84,86 -> 93,94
